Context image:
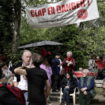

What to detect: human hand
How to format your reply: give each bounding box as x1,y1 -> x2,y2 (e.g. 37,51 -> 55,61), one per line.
67,61 -> 73,66
66,60 -> 69,63
81,87 -> 87,92
83,91 -> 87,95
65,86 -> 69,88
69,61 -> 73,64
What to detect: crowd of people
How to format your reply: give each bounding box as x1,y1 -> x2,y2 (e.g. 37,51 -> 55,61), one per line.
0,50 -> 105,105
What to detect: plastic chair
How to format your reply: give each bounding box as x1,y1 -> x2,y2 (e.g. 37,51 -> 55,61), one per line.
69,88 -> 79,105
60,88 -> 79,105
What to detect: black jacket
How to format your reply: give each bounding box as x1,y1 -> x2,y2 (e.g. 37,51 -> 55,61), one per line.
61,76 -> 78,92
10,62 -> 22,82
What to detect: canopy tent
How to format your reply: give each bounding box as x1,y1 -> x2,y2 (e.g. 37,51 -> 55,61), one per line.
18,40 -> 63,49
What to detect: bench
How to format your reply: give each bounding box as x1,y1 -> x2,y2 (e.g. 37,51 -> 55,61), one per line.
95,80 -> 103,88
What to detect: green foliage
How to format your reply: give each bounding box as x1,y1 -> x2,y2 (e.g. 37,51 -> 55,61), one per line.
0,0 -> 14,53
18,1 -> 105,69
1,0 -> 105,69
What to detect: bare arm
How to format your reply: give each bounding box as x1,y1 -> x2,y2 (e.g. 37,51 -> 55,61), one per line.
14,67 -> 27,75
45,80 -> 51,97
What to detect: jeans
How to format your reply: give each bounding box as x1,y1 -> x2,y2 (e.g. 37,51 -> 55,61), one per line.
62,88 -> 70,105
24,92 -> 29,105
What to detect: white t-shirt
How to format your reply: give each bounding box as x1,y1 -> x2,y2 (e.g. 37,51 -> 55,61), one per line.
17,75 -> 28,91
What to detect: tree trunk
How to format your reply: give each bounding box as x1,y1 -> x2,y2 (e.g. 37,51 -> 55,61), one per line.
12,0 -> 21,53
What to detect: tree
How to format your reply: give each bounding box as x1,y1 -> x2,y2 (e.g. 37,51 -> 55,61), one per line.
0,0 -> 21,54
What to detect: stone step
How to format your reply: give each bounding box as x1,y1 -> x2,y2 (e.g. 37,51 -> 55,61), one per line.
50,92 -> 60,96
49,95 -> 60,101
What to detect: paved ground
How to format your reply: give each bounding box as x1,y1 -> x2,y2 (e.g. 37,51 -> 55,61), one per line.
91,95 -> 105,105
49,94 -> 105,105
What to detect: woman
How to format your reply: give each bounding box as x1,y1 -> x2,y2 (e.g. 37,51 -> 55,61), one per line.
0,61 -> 25,105
40,57 -> 52,85
63,51 -> 75,74
61,73 -> 78,105
40,56 -> 52,105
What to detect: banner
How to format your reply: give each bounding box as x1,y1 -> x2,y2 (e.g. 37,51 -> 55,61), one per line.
26,0 -> 99,28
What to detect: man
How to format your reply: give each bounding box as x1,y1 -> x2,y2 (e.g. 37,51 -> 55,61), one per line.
63,51 -> 75,74
11,50 -> 34,104
78,69 -> 95,105
61,73 -> 78,105
14,53 -> 50,105
51,54 -> 61,92
17,50 -> 34,89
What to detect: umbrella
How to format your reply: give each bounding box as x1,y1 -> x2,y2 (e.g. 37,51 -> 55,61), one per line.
18,40 -> 63,49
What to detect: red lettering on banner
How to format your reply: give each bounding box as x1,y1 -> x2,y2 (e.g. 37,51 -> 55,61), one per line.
70,2 -> 76,10
42,8 -> 46,16
30,10 -> 36,17
65,4 -> 70,11
68,3 -> 72,10
31,0 -> 87,17
56,5 -> 61,13
30,8 -> 46,17
38,10 -> 42,16
80,0 -> 86,7
61,5 -> 66,12
76,1 -> 81,8
88,0 -> 91,6
56,0 -> 86,14
48,7 -> 55,15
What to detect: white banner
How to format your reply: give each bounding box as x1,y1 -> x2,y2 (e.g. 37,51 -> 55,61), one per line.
26,0 -> 99,28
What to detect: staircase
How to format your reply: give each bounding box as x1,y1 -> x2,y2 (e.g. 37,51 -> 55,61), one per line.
49,91 -> 60,105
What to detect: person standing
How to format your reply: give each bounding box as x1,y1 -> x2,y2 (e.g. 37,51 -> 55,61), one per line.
78,69 -> 95,105
11,50 -> 34,105
95,56 -> 105,79
14,53 -> 50,105
88,55 -> 96,71
51,54 -> 61,91
63,51 -> 75,74
40,57 -> 52,86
